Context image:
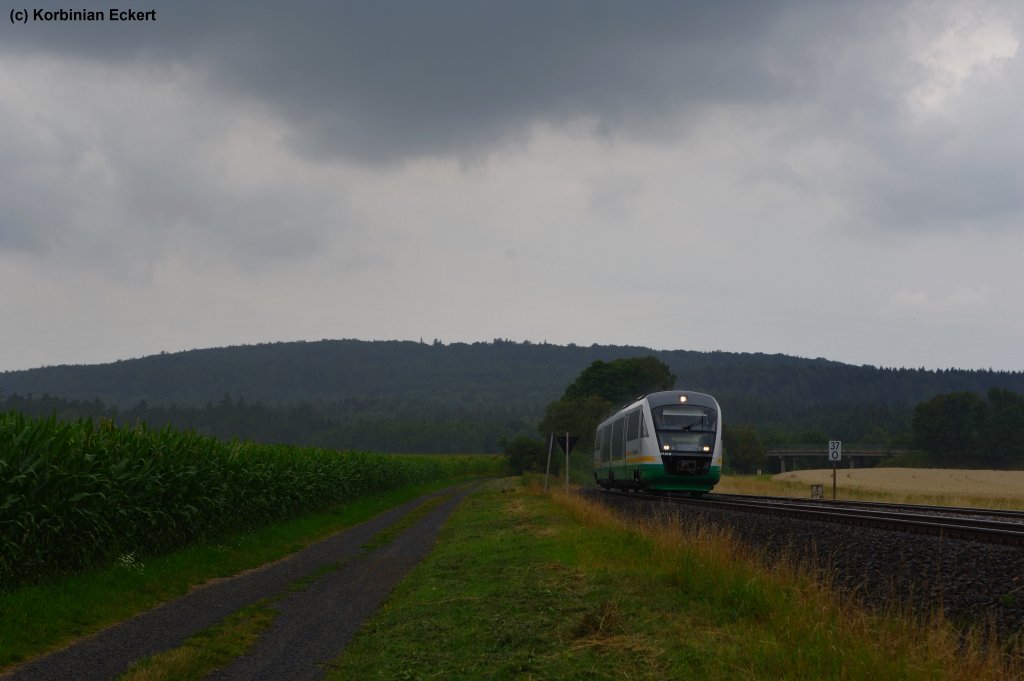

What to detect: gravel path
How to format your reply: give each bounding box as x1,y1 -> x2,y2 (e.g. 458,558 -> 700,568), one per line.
3,483 -> 476,681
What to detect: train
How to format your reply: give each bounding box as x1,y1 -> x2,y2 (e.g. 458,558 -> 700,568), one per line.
593,390 -> 722,495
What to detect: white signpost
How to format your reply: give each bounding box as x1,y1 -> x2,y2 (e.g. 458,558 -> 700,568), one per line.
544,432 -> 579,492
828,440 -> 841,499
828,440 -> 842,463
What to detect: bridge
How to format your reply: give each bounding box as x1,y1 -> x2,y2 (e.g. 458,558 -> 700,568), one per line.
767,448 -> 909,473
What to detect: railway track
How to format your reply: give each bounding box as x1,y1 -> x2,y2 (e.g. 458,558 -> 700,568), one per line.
601,489 -> 1024,546
711,492 -> 1024,520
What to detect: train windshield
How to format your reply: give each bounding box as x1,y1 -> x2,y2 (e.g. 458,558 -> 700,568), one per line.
652,406 -> 717,432
652,405 -> 717,453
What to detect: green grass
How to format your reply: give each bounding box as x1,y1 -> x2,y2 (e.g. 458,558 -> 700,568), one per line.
0,478 -> 470,671
100,492 -> 462,681
114,601 -> 275,681
328,478 -> 1020,681
360,494 -> 451,551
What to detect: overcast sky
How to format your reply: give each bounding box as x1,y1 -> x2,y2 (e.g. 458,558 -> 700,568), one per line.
2,1 -> 1022,372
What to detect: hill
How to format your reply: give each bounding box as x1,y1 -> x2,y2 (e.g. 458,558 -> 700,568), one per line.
2,338 -> 1023,452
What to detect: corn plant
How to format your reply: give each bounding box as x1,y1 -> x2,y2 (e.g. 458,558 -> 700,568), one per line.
0,411 -> 501,588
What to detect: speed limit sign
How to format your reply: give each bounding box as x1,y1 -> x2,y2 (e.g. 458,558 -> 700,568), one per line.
828,440 -> 842,462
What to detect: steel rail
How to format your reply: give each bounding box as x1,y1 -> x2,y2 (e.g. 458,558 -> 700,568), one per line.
709,493 -> 1024,521
602,490 -> 1024,546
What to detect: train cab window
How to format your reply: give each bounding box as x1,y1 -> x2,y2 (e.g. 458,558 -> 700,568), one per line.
652,405 -> 717,432
652,405 -> 717,453
626,410 -> 640,441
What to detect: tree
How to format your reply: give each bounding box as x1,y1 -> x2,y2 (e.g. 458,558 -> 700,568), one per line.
912,391 -> 987,465
502,435 -> 550,474
982,388 -> 1024,467
562,357 -> 676,406
722,424 -> 767,474
911,388 -> 1024,468
538,356 -> 676,454
537,394 -> 613,454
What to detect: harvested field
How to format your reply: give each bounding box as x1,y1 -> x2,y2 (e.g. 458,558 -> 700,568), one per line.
773,467 -> 1024,502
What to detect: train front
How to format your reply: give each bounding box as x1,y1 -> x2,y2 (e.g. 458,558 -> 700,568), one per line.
646,391 -> 722,492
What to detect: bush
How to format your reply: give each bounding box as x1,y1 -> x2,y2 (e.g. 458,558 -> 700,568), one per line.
503,435 -> 551,475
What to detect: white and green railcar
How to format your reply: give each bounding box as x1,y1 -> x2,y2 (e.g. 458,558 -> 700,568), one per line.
593,390 -> 722,494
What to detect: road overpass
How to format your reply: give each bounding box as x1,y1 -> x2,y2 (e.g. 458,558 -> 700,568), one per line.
767,448 -> 908,473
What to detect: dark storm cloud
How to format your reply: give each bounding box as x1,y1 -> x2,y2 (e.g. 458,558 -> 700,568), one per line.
3,0 -> 1024,372
4,1 -> 880,162
4,0 -> 1021,234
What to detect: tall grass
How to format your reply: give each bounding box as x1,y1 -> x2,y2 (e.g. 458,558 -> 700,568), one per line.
0,411 -> 500,588
551,484 -> 1022,680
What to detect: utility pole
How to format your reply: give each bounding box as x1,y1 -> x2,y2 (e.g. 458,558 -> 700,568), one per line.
544,433 -> 554,492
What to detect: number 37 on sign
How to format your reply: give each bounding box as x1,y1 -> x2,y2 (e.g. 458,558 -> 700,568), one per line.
828,440 -> 842,462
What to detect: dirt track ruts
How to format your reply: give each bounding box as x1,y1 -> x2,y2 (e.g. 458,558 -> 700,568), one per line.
3,483 -> 477,681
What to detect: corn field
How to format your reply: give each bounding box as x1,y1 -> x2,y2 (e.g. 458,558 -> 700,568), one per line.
0,411 -> 502,588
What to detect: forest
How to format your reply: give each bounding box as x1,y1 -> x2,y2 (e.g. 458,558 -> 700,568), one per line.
2,338 -> 1023,461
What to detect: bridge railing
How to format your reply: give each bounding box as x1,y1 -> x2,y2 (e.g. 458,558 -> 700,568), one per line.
766,448 -> 909,473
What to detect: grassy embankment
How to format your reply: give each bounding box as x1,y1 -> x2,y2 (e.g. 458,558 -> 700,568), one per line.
326,477 -> 1019,680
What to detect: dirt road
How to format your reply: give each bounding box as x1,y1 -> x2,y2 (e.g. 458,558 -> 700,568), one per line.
3,483 -> 476,681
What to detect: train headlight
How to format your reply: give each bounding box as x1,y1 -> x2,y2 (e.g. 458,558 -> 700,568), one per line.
702,445 -> 711,452
662,444 -> 670,451
679,395 -> 688,403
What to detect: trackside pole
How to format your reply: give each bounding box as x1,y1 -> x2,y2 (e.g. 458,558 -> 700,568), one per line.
828,440 -> 842,500
565,431 -> 569,490
544,432 -> 554,492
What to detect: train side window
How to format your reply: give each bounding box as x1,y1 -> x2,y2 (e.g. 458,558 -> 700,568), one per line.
611,418 -> 625,458
594,427 -> 602,454
602,424 -> 612,460
626,409 -> 640,441
640,412 -> 649,438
